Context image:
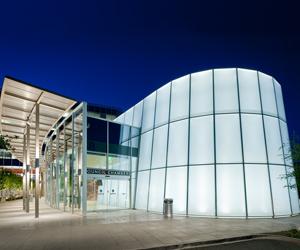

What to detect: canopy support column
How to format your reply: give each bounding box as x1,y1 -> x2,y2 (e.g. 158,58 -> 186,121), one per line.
35,104 -> 40,218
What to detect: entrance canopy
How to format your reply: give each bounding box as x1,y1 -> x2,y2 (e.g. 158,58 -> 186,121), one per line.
0,76 -> 77,163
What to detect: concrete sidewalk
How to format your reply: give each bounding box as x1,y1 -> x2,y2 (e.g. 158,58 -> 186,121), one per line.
0,199 -> 299,250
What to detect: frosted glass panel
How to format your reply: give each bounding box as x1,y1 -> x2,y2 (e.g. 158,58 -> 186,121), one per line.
138,131 -> 153,170
148,168 -> 166,212
241,114 -> 267,163
124,107 -> 134,126
170,75 -> 189,121
190,116 -> 214,164
258,72 -> 277,116
165,166 -> 187,214
152,125 -> 168,169
274,80 -> 286,121
155,83 -> 170,127
289,176 -> 300,214
215,114 -> 242,163
270,165 -> 291,215
142,92 -> 156,132
214,68 -> 238,113
238,69 -> 261,113
133,101 -> 143,128
245,164 -> 272,216
191,70 -> 213,116
217,164 -> 246,216
188,165 -> 215,216
167,119 -> 188,166
135,171 -> 149,209
264,116 -> 284,164
280,120 -> 292,166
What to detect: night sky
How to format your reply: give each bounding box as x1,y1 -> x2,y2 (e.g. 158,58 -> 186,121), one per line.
0,1 -> 299,135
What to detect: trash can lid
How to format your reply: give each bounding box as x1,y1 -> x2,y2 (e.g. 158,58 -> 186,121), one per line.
164,198 -> 173,203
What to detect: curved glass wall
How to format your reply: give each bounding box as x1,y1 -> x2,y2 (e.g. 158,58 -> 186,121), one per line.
117,68 -> 300,218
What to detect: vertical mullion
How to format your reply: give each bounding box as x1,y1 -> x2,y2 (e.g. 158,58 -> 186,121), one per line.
186,74 -> 192,215
146,91 -> 157,211
82,103 -> 88,215
272,79 -> 293,215
63,122 -> 67,212
212,69 -> 217,217
236,68 -> 248,218
163,82 -> 173,200
71,113 -> 75,213
257,71 -> 275,218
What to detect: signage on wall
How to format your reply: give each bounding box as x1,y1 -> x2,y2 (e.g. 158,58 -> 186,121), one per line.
87,168 -> 130,176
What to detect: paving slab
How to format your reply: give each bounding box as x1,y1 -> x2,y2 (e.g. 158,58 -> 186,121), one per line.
0,199 -> 300,250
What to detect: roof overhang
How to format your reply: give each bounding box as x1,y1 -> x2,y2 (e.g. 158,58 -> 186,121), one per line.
0,76 -> 77,164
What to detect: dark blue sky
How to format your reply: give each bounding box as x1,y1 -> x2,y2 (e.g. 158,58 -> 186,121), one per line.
0,1 -> 299,134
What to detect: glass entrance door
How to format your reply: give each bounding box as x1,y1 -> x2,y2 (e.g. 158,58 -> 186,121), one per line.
87,178 -> 130,211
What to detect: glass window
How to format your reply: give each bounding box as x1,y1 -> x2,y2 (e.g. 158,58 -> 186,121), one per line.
133,101 -> 143,128
190,70 -> 213,116
155,83 -> 170,127
170,75 -> 190,121
135,170 -> 149,209
215,114 -> 242,163
124,107 -> 134,126
190,116 -> 214,165
241,114 -> 267,163
217,164 -> 246,216
264,116 -> 284,164
279,120 -> 292,166
270,165 -> 291,215
148,168 -> 166,212
258,72 -> 277,116
142,92 -> 156,132
138,131 -> 153,171
238,69 -> 261,113
87,153 -> 106,169
274,79 -> 286,121
87,117 -> 107,153
165,166 -> 187,214
214,68 -> 239,113
167,119 -> 188,166
151,125 -> 168,169
131,137 -> 140,172
245,164 -> 272,216
188,165 -> 215,216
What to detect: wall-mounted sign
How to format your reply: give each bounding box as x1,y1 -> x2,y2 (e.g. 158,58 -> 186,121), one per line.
87,168 -> 130,176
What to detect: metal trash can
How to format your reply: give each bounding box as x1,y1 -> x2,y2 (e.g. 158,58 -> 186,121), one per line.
163,198 -> 173,218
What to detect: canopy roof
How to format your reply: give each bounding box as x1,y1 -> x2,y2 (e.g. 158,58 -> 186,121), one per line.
0,76 -> 77,163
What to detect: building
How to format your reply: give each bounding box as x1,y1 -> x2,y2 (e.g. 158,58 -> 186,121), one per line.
0,68 -> 299,218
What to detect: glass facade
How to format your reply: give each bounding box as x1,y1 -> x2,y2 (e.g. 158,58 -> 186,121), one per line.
119,68 -> 299,218
44,103 -> 140,215
43,68 -> 299,218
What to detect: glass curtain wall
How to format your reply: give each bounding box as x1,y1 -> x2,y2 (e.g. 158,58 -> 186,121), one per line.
86,115 -> 140,211
117,68 -> 299,218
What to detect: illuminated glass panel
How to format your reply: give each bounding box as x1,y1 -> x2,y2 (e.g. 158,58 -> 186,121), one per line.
238,69 -> 261,113
190,116 -> 214,164
170,75 -> 189,121
190,70 -> 213,116
138,131 -> 153,171
155,83 -> 170,127
215,114 -> 242,163
274,79 -> 286,121
264,116 -> 284,164
270,165 -> 291,215
217,164 -> 246,216
135,170 -> 149,209
241,114 -> 267,163
245,164 -> 272,216
259,72 -> 277,116
142,92 -> 156,132
165,166 -> 187,214
188,165 -> 215,216
152,125 -> 168,169
167,119 -> 188,166
214,68 -> 238,113
148,168 -> 166,212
